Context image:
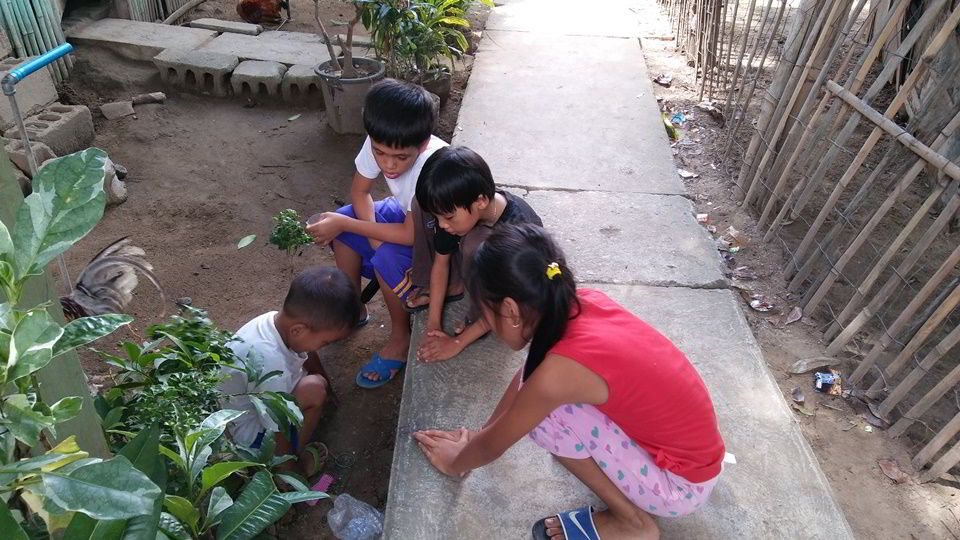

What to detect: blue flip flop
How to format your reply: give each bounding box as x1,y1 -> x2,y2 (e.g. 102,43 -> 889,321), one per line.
355,353 -> 406,389
531,506 -> 599,540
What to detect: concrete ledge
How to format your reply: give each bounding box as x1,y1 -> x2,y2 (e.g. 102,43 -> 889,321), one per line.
384,286 -> 854,539
197,32 -> 332,67
189,18 -> 262,36
66,19 -> 218,61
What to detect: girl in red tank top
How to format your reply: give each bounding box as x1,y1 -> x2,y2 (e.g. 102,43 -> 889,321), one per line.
415,224 -> 724,540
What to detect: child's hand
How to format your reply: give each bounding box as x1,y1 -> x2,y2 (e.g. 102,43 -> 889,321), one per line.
305,212 -> 345,246
414,428 -> 471,477
416,330 -> 465,363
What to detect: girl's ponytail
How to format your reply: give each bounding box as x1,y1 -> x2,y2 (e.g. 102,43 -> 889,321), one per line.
468,224 -> 580,380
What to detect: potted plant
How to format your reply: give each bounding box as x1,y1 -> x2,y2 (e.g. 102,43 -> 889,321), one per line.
314,0 -> 385,134
358,0 -> 476,105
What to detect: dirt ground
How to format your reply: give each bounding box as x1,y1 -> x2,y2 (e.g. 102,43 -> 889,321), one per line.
635,3 -> 960,539
55,8 -> 486,532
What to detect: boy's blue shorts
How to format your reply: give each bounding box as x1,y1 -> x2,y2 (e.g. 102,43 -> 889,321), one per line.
251,425 -> 299,450
334,198 -> 414,299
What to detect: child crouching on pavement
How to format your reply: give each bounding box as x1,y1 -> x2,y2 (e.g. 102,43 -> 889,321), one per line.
411,145 -> 543,362
221,266 -> 361,476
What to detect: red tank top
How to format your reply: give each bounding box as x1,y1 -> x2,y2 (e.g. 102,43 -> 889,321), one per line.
548,289 -> 725,483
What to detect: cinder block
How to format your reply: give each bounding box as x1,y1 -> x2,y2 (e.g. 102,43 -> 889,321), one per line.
154,48 -> 239,97
231,60 -> 287,98
3,103 -> 95,157
281,64 -> 323,106
3,137 -> 56,177
0,56 -> 58,130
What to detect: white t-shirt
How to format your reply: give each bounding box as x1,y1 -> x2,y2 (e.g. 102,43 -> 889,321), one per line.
220,311 -> 307,446
354,135 -> 448,212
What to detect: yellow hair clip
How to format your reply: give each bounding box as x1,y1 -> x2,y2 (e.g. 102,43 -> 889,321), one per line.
546,262 -> 562,280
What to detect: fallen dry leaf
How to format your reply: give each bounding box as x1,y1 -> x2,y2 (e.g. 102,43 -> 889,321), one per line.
878,459 -> 910,484
791,401 -> 815,416
782,306 -> 803,326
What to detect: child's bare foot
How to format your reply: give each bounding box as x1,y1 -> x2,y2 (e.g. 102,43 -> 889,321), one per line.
541,508 -> 658,540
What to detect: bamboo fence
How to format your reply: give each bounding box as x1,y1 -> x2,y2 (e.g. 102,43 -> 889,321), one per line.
658,0 -> 960,480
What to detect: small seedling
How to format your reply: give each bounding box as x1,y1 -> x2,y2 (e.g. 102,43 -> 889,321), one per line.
269,209 -> 314,254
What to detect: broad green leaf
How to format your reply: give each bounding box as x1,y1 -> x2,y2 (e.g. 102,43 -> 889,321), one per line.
274,473 -> 309,492
158,445 -> 185,473
0,302 -> 11,330
236,235 -> 256,249
189,445 -> 212,484
44,455 -> 162,520
187,410 -> 244,456
3,393 -> 57,446
51,396 -> 84,422
256,431 -> 276,465
7,308 -> 63,382
157,513 -> 190,540
55,315 -> 133,357
123,454 -> 167,540
437,16 -> 468,26
0,219 -> 12,259
0,451 -> 75,474
63,513 -> 127,540
277,491 -> 329,504
261,392 -> 303,428
12,148 -> 108,279
118,425 -> 160,474
102,407 -> 125,430
0,261 -> 13,295
0,497 -> 29,540
162,496 -> 199,534
204,486 -> 233,529
200,461 -> 259,496
215,470 -> 290,540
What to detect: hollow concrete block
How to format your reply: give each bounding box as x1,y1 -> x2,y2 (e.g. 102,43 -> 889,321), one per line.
280,64 -> 323,106
231,60 -> 287,99
153,48 -> 240,97
0,56 -> 58,130
3,103 -> 95,157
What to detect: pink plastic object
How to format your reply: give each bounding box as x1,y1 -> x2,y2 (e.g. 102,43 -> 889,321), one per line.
305,474 -> 335,506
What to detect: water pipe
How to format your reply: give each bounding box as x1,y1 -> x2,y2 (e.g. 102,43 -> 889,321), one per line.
2,42 -> 75,290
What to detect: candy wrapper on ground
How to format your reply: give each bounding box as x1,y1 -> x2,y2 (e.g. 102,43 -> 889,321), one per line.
813,368 -> 843,396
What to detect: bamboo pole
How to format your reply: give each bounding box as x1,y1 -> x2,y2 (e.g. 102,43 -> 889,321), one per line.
803,80 -> 960,316
742,0 -> 843,207
923,439 -> 960,483
787,150 -> 893,289
786,1 -> 954,223
846,244 -> 960,384
755,0 -> 873,228
740,0 -> 831,204
720,0 -> 739,100
721,0 -> 758,118
914,410 -> 960,469
862,280 -> 960,398
722,0 -> 773,161
880,323 -> 960,420
734,0 -> 822,193
818,179 -> 954,331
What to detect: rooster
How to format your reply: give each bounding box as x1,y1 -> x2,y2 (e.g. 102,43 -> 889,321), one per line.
236,0 -> 289,24
59,238 -> 164,321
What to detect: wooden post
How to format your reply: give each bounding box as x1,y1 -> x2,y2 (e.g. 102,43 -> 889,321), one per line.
0,151 -> 111,458
914,410 -> 960,469
720,0 -> 758,118
921,436 -> 960,483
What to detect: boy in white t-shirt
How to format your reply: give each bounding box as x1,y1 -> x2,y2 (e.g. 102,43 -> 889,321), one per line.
220,267 -> 361,475
306,79 -> 447,389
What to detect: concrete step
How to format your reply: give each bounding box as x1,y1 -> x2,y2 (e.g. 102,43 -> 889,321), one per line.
385,286 -> 855,539
188,18 -> 263,36
65,19 -> 218,61
196,32 -> 332,67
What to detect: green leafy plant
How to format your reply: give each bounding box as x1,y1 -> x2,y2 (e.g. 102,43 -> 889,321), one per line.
268,209 -> 313,255
0,148 -> 161,537
357,0 -> 482,81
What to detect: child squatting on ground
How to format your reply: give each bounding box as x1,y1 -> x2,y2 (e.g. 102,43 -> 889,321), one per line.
220,267 -> 361,477
305,78 -> 447,389
410,145 -> 543,362
414,224 -> 726,540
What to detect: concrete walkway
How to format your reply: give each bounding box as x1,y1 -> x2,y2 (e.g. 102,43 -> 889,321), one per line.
384,0 -> 854,537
